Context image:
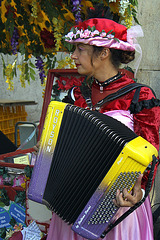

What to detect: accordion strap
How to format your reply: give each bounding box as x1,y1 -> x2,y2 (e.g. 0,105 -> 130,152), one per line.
94,83 -> 148,109
101,155 -> 159,238
80,82 -> 159,112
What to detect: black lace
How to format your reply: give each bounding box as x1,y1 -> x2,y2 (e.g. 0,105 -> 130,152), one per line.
129,98 -> 160,114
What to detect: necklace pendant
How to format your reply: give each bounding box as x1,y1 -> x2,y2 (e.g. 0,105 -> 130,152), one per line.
100,85 -> 103,93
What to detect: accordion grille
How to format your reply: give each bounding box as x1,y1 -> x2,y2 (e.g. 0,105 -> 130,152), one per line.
43,105 -> 136,224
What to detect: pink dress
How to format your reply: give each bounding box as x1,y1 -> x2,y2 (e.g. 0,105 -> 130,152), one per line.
47,110 -> 154,240
47,196 -> 153,240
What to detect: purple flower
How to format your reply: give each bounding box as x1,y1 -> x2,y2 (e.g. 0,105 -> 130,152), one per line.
11,27 -> 19,55
35,56 -> 46,84
71,0 -> 82,24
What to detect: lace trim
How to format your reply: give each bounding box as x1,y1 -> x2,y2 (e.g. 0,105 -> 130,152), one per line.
129,98 -> 160,114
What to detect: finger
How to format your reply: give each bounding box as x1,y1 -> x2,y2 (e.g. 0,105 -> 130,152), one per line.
133,174 -> 143,191
122,188 -> 137,205
113,189 -> 136,207
113,189 -> 122,207
114,189 -> 130,207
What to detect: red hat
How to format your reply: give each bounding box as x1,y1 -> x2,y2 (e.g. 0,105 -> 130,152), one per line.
74,18 -> 127,42
64,18 -> 143,52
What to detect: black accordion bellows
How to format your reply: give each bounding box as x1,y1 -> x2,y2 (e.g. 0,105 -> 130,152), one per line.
42,105 -> 136,224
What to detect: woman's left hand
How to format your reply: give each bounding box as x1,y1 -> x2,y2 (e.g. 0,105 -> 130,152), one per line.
113,174 -> 143,207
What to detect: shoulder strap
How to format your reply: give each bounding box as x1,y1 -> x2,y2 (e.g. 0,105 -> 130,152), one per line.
94,83 -> 157,109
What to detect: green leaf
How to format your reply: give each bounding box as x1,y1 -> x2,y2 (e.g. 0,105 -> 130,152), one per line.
0,188 -> 10,206
29,61 -> 36,68
0,227 -> 6,239
19,43 -> 26,55
45,20 -> 50,28
130,0 -> 138,7
107,30 -> 114,35
91,26 -> 96,31
63,41 -> 74,52
25,63 -> 28,74
127,5 -> 131,15
0,201 -> 5,207
24,166 -> 33,178
10,217 -> 17,227
17,16 -> 23,26
51,58 -> 57,69
15,191 -> 26,207
1,55 -> 6,78
30,67 -> 36,75
30,73 -> 35,81
133,16 -> 140,25
114,38 -> 120,42
72,27 -> 77,34
10,23 -> 15,38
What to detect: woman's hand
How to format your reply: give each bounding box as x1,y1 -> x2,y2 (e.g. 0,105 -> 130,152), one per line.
33,141 -> 40,155
113,174 -> 143,207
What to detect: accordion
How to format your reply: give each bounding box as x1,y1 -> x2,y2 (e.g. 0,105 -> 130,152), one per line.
28,101 -> 158,240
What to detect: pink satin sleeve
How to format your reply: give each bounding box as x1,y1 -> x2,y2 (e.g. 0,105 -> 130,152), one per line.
103,110 -> 134,130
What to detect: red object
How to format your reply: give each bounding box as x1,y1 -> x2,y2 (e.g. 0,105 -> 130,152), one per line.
74,18 -> 127,41
9,231 -> 23,240
40,28 -> 56,49
38,69 -> 79,140
0,186 -> 24,201
0,148 -> 35,162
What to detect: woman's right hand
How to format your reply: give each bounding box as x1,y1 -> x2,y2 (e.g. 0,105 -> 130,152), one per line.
33,141 -> 40,155
113,174 -> 143,207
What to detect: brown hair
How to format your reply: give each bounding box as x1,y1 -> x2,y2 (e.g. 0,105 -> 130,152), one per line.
91,46 -> 135,69
85,46 -> 135,86
110,48 -> 135,68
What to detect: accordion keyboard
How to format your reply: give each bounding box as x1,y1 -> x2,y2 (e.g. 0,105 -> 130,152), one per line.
88,171 -> 141,225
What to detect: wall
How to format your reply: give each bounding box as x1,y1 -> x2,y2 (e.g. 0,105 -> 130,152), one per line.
136,0 -> 160,98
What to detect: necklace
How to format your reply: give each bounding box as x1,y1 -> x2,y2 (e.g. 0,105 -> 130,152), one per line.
94,72 -> 122,93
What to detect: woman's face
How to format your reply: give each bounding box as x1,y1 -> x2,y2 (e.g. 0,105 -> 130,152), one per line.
71,43 -> 96,75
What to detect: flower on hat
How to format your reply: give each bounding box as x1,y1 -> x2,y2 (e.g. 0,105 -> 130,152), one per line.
65,26 -> 118,42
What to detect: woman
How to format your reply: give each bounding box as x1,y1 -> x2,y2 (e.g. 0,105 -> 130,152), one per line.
46,10 -> 160,240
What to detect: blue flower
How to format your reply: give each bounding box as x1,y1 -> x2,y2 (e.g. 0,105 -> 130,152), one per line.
35,56 -> 46,84
11,27 -> 19,55
71,0 -> 82,24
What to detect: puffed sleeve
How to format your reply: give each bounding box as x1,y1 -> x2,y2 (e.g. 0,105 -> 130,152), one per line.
133,87 -> 160,189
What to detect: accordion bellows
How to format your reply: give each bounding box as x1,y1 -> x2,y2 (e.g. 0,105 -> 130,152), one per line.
28,101 -> 158,240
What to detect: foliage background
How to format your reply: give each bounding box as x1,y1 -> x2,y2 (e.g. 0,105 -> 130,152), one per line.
0,0 -> 139,90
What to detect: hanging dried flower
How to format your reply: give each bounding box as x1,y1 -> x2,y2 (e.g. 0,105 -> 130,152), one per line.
119,0 -> 130,16
52,17 -> 64,51
31,0 -> 38,18
56,56 -> 76,69
4,60 -> 17,90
